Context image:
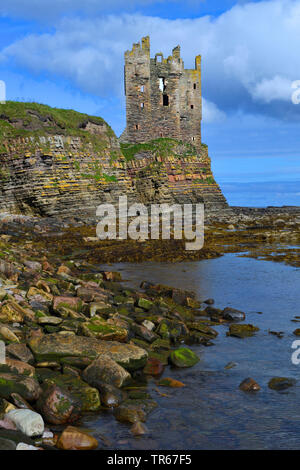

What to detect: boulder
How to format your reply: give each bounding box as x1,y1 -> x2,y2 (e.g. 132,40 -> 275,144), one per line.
169,347 -> 199,368
37,316 -> 63,326
132,323 -> 158,343
137,298 -> 154,311
239,378 -> 260,392
143,358 -> 164,376
97,383 -> 125,408
227,324 -> 259,338
80,317 -> 128,342
27,287 -> 53,303
37,384 -> 82,425
82,356 -> 131,389
114,399 -> 157,424
268,377 -> 296,391
6,409 -> 44,437
0,373 -> 41,401
24,261 -> 42,272
44,374 -> 100,412
53,296 -> 82,313
57,426 -> 98,450
222,307 -> 246,322
0,326 -> 19,343
0,358 -> 35,377
6,343 -> 34,364
28,332 -> 148,371
0,300 -> 35,323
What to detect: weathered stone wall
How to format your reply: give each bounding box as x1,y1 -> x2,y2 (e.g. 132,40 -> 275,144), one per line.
122,37 -> 202,152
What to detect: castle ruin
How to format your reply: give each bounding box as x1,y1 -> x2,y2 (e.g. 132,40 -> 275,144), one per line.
121,36 -> 202,152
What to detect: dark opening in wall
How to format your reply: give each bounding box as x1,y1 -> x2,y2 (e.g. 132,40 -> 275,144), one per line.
135,124 -> 139,130
193,84 -> 196,89
159,77 -> 166,92
163,94 -> 169,106
190,104 -> 194,109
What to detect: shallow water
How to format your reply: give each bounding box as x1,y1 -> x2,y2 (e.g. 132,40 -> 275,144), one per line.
82,254 -> 300,450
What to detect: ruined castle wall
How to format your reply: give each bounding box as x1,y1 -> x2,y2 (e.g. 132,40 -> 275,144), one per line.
122,37 -> 202,151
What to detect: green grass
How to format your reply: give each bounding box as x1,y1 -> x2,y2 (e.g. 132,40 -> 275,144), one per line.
120,138 -> 198,161
0,100 -> 117,155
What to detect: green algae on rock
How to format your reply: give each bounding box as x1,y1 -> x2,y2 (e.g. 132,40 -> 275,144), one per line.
169,347 -> 199,368
268,377 -> 296,391
227,324 -> 259,339
28,332 -> 148,371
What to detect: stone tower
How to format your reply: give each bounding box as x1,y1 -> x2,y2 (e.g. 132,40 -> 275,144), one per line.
121,36 -> 202,152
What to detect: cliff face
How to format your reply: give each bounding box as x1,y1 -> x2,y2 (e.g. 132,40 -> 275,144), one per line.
0,102 -> 227,219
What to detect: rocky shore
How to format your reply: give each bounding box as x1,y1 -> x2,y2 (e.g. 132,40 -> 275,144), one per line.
0,205 -> 298,450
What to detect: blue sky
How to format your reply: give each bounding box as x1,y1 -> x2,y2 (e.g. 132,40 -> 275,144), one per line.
0,0 -> 299,206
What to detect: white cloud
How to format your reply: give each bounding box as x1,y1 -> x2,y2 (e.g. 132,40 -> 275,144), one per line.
250,76 -> 294,103
202,98 -> 226,123
1,0 -> 300,119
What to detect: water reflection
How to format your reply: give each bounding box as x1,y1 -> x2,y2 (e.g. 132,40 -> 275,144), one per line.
83,254 -> 300,449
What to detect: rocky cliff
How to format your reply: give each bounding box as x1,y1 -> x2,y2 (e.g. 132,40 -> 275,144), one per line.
0,102 -> 227,219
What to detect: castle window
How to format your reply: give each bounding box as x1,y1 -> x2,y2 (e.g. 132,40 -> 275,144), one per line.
190,104 -> 194,109
140,102 -> 144,109
163,94 -> 169,106
140,85 -> 144,92
135,124 -> 139,130
193,84 -> 196,89
192,137 -> 195,141
159,77 -> 166,92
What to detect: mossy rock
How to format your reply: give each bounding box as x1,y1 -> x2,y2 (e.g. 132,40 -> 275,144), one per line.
138,298 -> 154,311
35,368 -> 61,383
150,337 -> 170,349
45,374 -> 101,411
28,332 -> 148,371
156,319 -> 189,343
148,350 -> 170,366
0,373 -> 41,401
227,324 -> 259,338
114,398 -> 157,424
187,321 -> 218,338
268,377 -> 296,391
80,317 -> 128,342
130,338 -> 151,351
169,347 -> 199,368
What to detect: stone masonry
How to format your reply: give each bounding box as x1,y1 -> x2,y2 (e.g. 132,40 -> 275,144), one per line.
121,36 -> 202,152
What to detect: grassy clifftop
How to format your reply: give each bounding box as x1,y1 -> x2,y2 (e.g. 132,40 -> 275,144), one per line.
0,101 -> 119,156
0,101 -> 115,140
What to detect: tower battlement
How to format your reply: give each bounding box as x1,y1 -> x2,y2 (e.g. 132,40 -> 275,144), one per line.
121,36 -> 202,151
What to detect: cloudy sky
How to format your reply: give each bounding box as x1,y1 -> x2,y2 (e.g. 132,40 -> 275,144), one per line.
0,0 -> 299,206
